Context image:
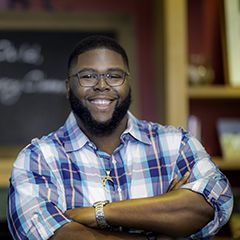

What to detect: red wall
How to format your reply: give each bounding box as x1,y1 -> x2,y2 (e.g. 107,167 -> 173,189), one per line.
187,0 -> 232,157
187,0 -> 224,84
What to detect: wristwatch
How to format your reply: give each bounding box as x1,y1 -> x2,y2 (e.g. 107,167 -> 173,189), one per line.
93,200 -> 110,229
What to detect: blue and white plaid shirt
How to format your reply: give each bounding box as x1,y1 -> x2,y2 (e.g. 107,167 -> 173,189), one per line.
7,111 -> 233,240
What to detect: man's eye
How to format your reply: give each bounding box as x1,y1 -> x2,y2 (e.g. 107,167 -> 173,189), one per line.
81,74 -> 97,79
107,74 -> 122,79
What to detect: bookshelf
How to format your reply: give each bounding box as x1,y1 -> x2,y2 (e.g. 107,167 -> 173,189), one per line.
153,1 -> 240,238
188,85 -> 240,99
153,0 -> 240,167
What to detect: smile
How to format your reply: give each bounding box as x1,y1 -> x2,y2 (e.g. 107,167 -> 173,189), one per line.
90,99 -> 112,105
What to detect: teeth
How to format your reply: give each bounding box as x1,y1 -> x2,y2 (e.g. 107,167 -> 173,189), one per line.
91,100 -> 111,105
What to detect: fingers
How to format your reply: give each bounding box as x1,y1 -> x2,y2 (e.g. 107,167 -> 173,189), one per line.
167,174 -> 178,192
167,172 -> 190,192
175,171 -> 190,188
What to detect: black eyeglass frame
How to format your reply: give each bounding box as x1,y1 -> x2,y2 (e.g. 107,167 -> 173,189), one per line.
68,70 -> 130,87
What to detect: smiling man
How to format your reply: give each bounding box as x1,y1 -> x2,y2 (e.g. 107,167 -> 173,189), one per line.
7,35 -> 233,240
67,48 -> 132,144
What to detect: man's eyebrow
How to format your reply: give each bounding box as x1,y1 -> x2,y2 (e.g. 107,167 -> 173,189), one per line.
78,68 -> 97,73
107,67 -> 125,72
78,67 -> 125,73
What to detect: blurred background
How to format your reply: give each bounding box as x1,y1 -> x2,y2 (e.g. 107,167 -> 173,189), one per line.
1,0 -> 240,239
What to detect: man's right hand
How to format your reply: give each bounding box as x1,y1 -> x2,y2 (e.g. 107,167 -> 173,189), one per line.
167,172 -> 190,192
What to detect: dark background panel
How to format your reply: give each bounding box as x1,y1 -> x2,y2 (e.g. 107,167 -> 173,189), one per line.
0,31 -> 115,145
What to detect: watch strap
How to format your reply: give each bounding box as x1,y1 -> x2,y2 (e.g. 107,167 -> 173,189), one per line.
93,200 -> 110,229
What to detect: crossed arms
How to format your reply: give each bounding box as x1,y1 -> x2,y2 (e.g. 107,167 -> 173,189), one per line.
50,172 -> 214,240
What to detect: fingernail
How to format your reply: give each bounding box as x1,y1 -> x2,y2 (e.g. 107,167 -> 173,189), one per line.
184,172 -> 190,177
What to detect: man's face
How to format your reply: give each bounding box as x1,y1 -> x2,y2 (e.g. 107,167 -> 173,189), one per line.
66,48 -> 131,136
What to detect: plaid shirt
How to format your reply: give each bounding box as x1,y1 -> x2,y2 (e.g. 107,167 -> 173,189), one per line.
7,111 -> 233,240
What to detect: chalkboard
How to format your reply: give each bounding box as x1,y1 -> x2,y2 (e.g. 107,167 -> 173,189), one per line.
0,30 -> 115,145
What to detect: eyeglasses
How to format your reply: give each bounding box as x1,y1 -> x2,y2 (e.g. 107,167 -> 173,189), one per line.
68,70 -> 130,87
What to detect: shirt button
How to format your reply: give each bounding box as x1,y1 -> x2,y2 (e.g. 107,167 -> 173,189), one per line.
112,159 -> 116,164
118,187 -> 122,192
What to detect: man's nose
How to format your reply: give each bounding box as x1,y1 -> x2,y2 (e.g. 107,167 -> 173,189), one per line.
94,74 -> 110,90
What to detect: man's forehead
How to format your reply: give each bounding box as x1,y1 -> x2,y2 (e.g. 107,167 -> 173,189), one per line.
77,48 -> 121,59
74,49 -> 126,70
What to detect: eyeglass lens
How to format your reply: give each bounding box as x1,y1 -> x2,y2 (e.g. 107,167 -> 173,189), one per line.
78,71 -> 126,87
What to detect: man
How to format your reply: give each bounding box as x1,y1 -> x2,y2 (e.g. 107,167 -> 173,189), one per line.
7,35 -> 233,240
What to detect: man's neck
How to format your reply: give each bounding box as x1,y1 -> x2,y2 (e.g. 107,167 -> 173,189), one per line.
76,114 -> 128,155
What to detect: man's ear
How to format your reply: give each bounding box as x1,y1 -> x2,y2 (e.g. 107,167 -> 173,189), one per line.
65,78 -> 70,99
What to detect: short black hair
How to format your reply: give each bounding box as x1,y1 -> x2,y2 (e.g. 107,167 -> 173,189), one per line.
68,35 -> 129,73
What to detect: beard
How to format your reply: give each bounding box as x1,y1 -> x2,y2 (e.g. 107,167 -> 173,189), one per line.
69,88 -> 132,137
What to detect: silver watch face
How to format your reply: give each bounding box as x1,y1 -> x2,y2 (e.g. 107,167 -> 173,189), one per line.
93,200 -> 109,207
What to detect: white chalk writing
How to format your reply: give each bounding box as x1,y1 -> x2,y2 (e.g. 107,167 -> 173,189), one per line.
0,39 -> 44,65
0,70 -> 66,106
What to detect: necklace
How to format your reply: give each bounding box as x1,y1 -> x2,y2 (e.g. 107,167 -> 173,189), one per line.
96,152 -> 114,193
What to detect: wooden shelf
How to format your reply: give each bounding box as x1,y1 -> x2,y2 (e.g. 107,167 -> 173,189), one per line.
0,158 -> 15,188
212,157 -> 240,171
188,85 -> 240,99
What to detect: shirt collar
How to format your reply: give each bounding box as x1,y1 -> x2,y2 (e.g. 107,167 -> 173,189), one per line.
63,112 -> 89,152
63,111 -> 152,152
122,111 -> 152,145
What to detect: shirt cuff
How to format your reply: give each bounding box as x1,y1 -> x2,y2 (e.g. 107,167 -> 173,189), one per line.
28,204 -> 72,240
180,176 -> 233,239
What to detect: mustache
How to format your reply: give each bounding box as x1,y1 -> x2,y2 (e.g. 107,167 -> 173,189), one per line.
68,88 -> 132,136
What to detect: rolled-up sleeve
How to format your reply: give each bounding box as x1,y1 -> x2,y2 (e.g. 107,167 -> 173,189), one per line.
7,145 -> 72,240
177,133 -> 233,239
